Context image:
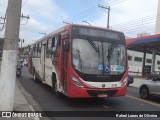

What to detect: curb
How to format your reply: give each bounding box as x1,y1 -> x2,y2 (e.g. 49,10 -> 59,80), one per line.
15,80 -> 50,120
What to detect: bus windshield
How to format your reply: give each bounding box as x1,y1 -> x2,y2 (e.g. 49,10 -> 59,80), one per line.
72,38 -> 126,75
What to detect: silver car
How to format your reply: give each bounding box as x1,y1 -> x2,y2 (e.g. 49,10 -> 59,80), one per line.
139,77 -> 160,99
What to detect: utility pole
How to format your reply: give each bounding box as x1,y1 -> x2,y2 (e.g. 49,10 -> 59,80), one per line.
0,0 -> 22,111
98,5 -> 111,29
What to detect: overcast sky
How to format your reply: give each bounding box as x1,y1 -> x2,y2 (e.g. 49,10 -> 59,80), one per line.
0,0 -> 158,46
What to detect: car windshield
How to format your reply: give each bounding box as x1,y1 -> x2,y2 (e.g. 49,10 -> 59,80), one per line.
72,38 -> 126,75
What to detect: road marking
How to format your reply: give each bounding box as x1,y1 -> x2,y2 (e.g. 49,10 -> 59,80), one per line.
102,105 -> 109,109
126,95 -> 160,108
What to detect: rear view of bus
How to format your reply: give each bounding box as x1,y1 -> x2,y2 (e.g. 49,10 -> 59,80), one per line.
62,25 -> 128,98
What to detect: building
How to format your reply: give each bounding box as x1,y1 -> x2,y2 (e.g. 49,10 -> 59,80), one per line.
127,50 -> 160,76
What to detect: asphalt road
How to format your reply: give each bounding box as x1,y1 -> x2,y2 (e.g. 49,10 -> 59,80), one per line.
18,67 -> 160,120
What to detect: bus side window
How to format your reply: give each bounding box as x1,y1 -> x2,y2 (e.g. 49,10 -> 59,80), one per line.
46,38 -> 53,58
51,37 -> 55,48
49,38 -> 52,57
51,37 -> 56,52
50,35 -> 61,57
37,43 -> 39,57
54,36 -> 61,57
33,44 -> 36,58
38,43 -> 41,58
45,39 -> 48,58
42,40 -> 47,56
35,44 -> 38,58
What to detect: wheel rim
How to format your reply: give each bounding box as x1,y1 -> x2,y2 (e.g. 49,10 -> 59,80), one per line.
140,88 -> 148,98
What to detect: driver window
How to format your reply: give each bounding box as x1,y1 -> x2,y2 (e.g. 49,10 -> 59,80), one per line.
46,38 -> 53,58
52,35 -> 61,57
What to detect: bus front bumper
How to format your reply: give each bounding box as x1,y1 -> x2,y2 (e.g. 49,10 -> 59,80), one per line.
67,84 -> 127,98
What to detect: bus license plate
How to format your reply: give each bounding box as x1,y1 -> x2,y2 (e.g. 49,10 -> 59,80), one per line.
98,94 -> 108,98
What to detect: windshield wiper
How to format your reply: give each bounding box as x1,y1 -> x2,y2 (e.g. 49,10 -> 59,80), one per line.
107,42 -> 116,63
88,40 -> 100,55
73,49 -> 82,71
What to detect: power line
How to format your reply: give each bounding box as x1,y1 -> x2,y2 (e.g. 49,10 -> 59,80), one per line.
65,0 -> 126,23
52,0 -> 125,29
46,0 -> 126,32
111,13 -> 160,32
112,14 -> 158,28
22,0 -> 29,8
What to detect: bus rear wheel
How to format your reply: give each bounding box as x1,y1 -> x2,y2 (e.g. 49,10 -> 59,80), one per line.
52,75 -> 62,98
33,72 -> 38,82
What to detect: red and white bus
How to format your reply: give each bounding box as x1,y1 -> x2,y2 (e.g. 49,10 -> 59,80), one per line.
28,24 -> 128,98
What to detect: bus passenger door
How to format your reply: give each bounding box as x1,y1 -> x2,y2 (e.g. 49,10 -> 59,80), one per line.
40,45 -> 45,81
62,40 -> 69,93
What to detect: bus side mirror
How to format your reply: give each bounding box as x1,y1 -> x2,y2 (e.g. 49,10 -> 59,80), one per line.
64,41 -> 70,52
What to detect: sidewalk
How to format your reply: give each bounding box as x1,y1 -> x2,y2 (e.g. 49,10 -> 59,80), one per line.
129,77 -> 145,88
0,74 -> 44,120
13,81 -> 35,120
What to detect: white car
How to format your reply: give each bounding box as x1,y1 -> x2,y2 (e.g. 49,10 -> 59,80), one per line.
139,77 -> 160,99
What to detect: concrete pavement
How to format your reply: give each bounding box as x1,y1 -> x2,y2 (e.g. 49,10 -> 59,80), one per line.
129,77 -> 145,88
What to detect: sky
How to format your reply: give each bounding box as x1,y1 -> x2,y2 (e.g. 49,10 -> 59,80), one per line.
0,0 -> 159,46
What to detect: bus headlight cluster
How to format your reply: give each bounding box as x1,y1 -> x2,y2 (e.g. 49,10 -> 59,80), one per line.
71,76 -> 83,88
120,77 -> 128,87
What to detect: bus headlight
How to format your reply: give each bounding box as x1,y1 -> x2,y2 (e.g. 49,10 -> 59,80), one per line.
71,76 -> 83,88
120,77 -> 128,87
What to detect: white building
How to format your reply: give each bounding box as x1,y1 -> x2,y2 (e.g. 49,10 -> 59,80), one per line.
127,50 -> 160,76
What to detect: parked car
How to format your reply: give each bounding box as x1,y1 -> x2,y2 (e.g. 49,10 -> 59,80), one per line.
127,75 -> 134,86
145,71 -> 160,80
139,76 -> 160,99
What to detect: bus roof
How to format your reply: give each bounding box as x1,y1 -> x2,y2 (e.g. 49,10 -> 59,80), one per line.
31,24 -> 124,45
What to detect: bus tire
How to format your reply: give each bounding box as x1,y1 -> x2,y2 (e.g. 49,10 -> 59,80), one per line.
33,68 -> 38,82
52,73 -> 62,98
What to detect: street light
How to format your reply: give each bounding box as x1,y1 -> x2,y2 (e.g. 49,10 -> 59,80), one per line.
39,32 -> 46,36
82,21 -> 91,26
63,21 -> 72,24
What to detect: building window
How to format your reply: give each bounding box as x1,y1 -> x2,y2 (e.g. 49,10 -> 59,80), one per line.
128,56 -> 132,61
146,59 -> 152,63
134,57 -> 142,62
157,60 -> 160,65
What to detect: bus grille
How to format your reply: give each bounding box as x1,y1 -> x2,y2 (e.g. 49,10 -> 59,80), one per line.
80,75 -> 123,82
